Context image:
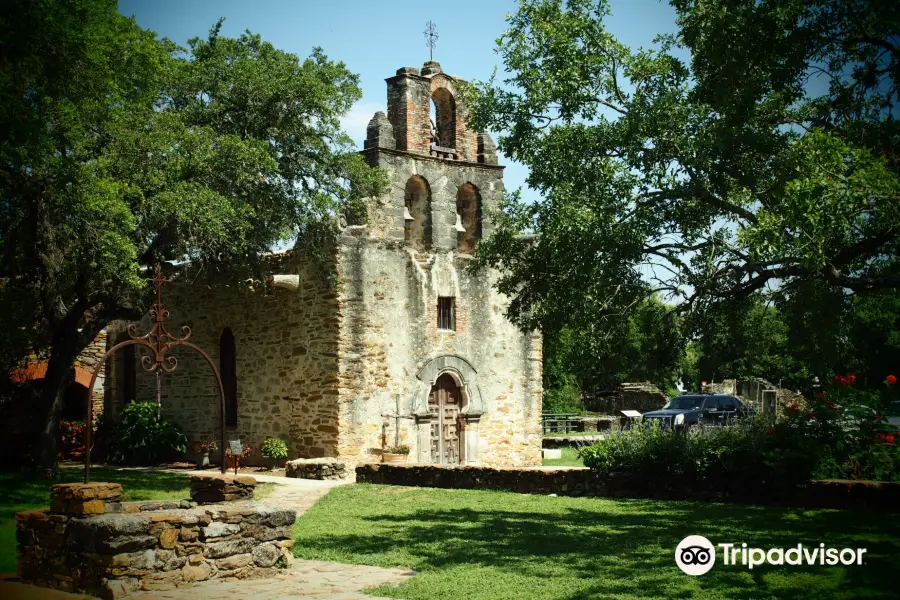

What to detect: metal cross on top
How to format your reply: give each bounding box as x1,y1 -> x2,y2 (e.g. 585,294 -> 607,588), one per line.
423,20 -> 438,61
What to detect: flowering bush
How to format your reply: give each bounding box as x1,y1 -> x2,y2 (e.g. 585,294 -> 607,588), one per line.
190,439 -> 218,454
580,374 -> 900,485
384,444 -> 411,455
225,443 -> 252,459
58,420 -> 87,459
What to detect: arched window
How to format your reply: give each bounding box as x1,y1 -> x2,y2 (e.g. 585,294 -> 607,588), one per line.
430,88 -> 456,150
115,333 -> 136,405
456,183 -> 482,254
404,176 -> 432,251
220,328 -> 237,427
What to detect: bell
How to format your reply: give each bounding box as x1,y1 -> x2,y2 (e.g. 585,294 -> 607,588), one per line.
454,213 -> 466,232
404,206 -> 414,221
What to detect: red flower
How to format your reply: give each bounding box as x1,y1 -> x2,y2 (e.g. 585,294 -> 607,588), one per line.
887,374 -> 897,386
815,392 -> 825,399
828,403 -> 838,410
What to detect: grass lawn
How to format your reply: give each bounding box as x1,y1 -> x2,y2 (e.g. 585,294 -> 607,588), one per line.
0,469 -> 191,575
293,484 -> 900,600
542,446 -> 585,467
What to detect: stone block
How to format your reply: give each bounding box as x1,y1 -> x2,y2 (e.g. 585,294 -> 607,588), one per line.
285,457 -> 346,480
181,560 -> 213,582
251,542 -> 281,568
50,483 -> 123,516
189,475 -> 255,504
542,449 -> 562,460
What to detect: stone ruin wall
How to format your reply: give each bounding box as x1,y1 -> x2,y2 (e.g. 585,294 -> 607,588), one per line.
110,254 -> 341,464
582,382 -> 668,415
703,379 -> 805,417
16,481 -> 295,599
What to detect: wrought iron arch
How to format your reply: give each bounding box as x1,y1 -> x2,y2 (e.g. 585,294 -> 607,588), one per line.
83,265 -> 227,482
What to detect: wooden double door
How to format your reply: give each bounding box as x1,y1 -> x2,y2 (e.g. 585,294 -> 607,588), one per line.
429,373 -> 462,464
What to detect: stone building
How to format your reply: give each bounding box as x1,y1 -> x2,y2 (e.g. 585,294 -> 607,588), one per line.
100,61 -> 543,468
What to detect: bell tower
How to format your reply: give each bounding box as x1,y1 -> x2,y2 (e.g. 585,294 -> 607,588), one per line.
336,61 -> 541,469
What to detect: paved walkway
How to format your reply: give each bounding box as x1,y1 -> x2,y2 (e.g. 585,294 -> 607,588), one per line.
3,469 -> 419,599
126,561 -> 416,600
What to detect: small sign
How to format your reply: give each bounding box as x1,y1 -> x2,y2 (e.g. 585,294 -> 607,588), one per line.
228,440 -> 242,455
620,410 -> 643,418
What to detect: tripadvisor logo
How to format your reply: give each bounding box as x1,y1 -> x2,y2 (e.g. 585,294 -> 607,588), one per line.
675,536 -> 867,576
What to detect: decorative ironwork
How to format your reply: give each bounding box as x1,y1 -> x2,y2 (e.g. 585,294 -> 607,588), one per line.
84,264 -> 227,482
423,20 -> 438,61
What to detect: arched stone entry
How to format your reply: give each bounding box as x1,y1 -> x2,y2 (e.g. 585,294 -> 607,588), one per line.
412,355 -> 484,464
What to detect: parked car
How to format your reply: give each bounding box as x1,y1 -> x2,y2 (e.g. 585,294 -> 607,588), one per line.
642,394 -> 749,432
885,401 -> 900,432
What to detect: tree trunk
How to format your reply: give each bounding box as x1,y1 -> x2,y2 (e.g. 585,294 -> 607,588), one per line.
32,341 -> 80,473
32,312 -> 112,474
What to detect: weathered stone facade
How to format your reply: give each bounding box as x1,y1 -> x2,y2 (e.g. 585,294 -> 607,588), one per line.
102,61 -> 542,468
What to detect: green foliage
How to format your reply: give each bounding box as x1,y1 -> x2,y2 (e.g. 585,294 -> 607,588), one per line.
108,402 -> 187,465
261,437 -> 288,460
542,382 -> 583,414
0,0 -> 386,468
467,0 -> 900,371
542,296 -> 685,399
580,389 -> 900,485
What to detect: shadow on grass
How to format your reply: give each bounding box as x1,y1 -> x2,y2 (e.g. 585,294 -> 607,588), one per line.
295,486 -> 900,600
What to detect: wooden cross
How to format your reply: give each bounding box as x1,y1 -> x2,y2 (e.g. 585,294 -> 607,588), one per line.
423,21 -> 438,61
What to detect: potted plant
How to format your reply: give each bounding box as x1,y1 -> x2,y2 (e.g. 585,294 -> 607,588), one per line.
192,440 -> 219,467
382,444 -> 411,463
261,437 -> 288,470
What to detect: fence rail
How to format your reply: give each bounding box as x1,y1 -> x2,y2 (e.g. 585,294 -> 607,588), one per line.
541,413 -> 581,434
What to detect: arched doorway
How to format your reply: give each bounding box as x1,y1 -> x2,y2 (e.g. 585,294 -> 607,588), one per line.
428,373 -> 462,464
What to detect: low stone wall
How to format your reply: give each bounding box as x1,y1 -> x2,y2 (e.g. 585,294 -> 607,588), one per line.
285,458 -> 346,480
356,464 -> 900,512
190,474 -> 256,503
16,482 -> 296,599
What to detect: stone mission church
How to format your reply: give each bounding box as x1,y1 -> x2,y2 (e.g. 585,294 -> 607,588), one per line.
60,61 -> 543,468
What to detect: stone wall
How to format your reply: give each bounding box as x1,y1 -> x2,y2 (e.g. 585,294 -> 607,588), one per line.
114,254 -> 341,464
583,382 -> 668,414
16,482 -> 296,599
356,464 -> 900,512
703,379 -> 804,418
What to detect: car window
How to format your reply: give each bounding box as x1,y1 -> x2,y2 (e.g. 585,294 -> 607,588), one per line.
701,398 -> 720,410
719,397 -> 737,411
663,396 -> 704,410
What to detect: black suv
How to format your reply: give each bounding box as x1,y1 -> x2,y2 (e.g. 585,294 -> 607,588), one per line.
642,394 -> 749,432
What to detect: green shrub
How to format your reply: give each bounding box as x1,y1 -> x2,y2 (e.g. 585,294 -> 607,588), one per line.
261,437 -> 288,460
579,391 -> 900,487
108,402 -> 187,465
543,382 -> 583,414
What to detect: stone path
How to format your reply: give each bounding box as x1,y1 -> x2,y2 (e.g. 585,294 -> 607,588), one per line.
3,469 -> 419,599
125,561 -> 416,600
1,561 -> 416,600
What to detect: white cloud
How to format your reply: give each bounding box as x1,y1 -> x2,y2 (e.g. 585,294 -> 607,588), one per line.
340,101 -> 384,149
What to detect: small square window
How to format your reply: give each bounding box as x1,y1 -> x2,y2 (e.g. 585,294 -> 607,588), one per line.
437,297 -> 456,331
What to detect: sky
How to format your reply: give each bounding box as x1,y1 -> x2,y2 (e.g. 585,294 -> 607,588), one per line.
117,0 -> 683,206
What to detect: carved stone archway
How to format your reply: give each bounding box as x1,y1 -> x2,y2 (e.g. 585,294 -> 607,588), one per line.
412,355 -> 484,464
